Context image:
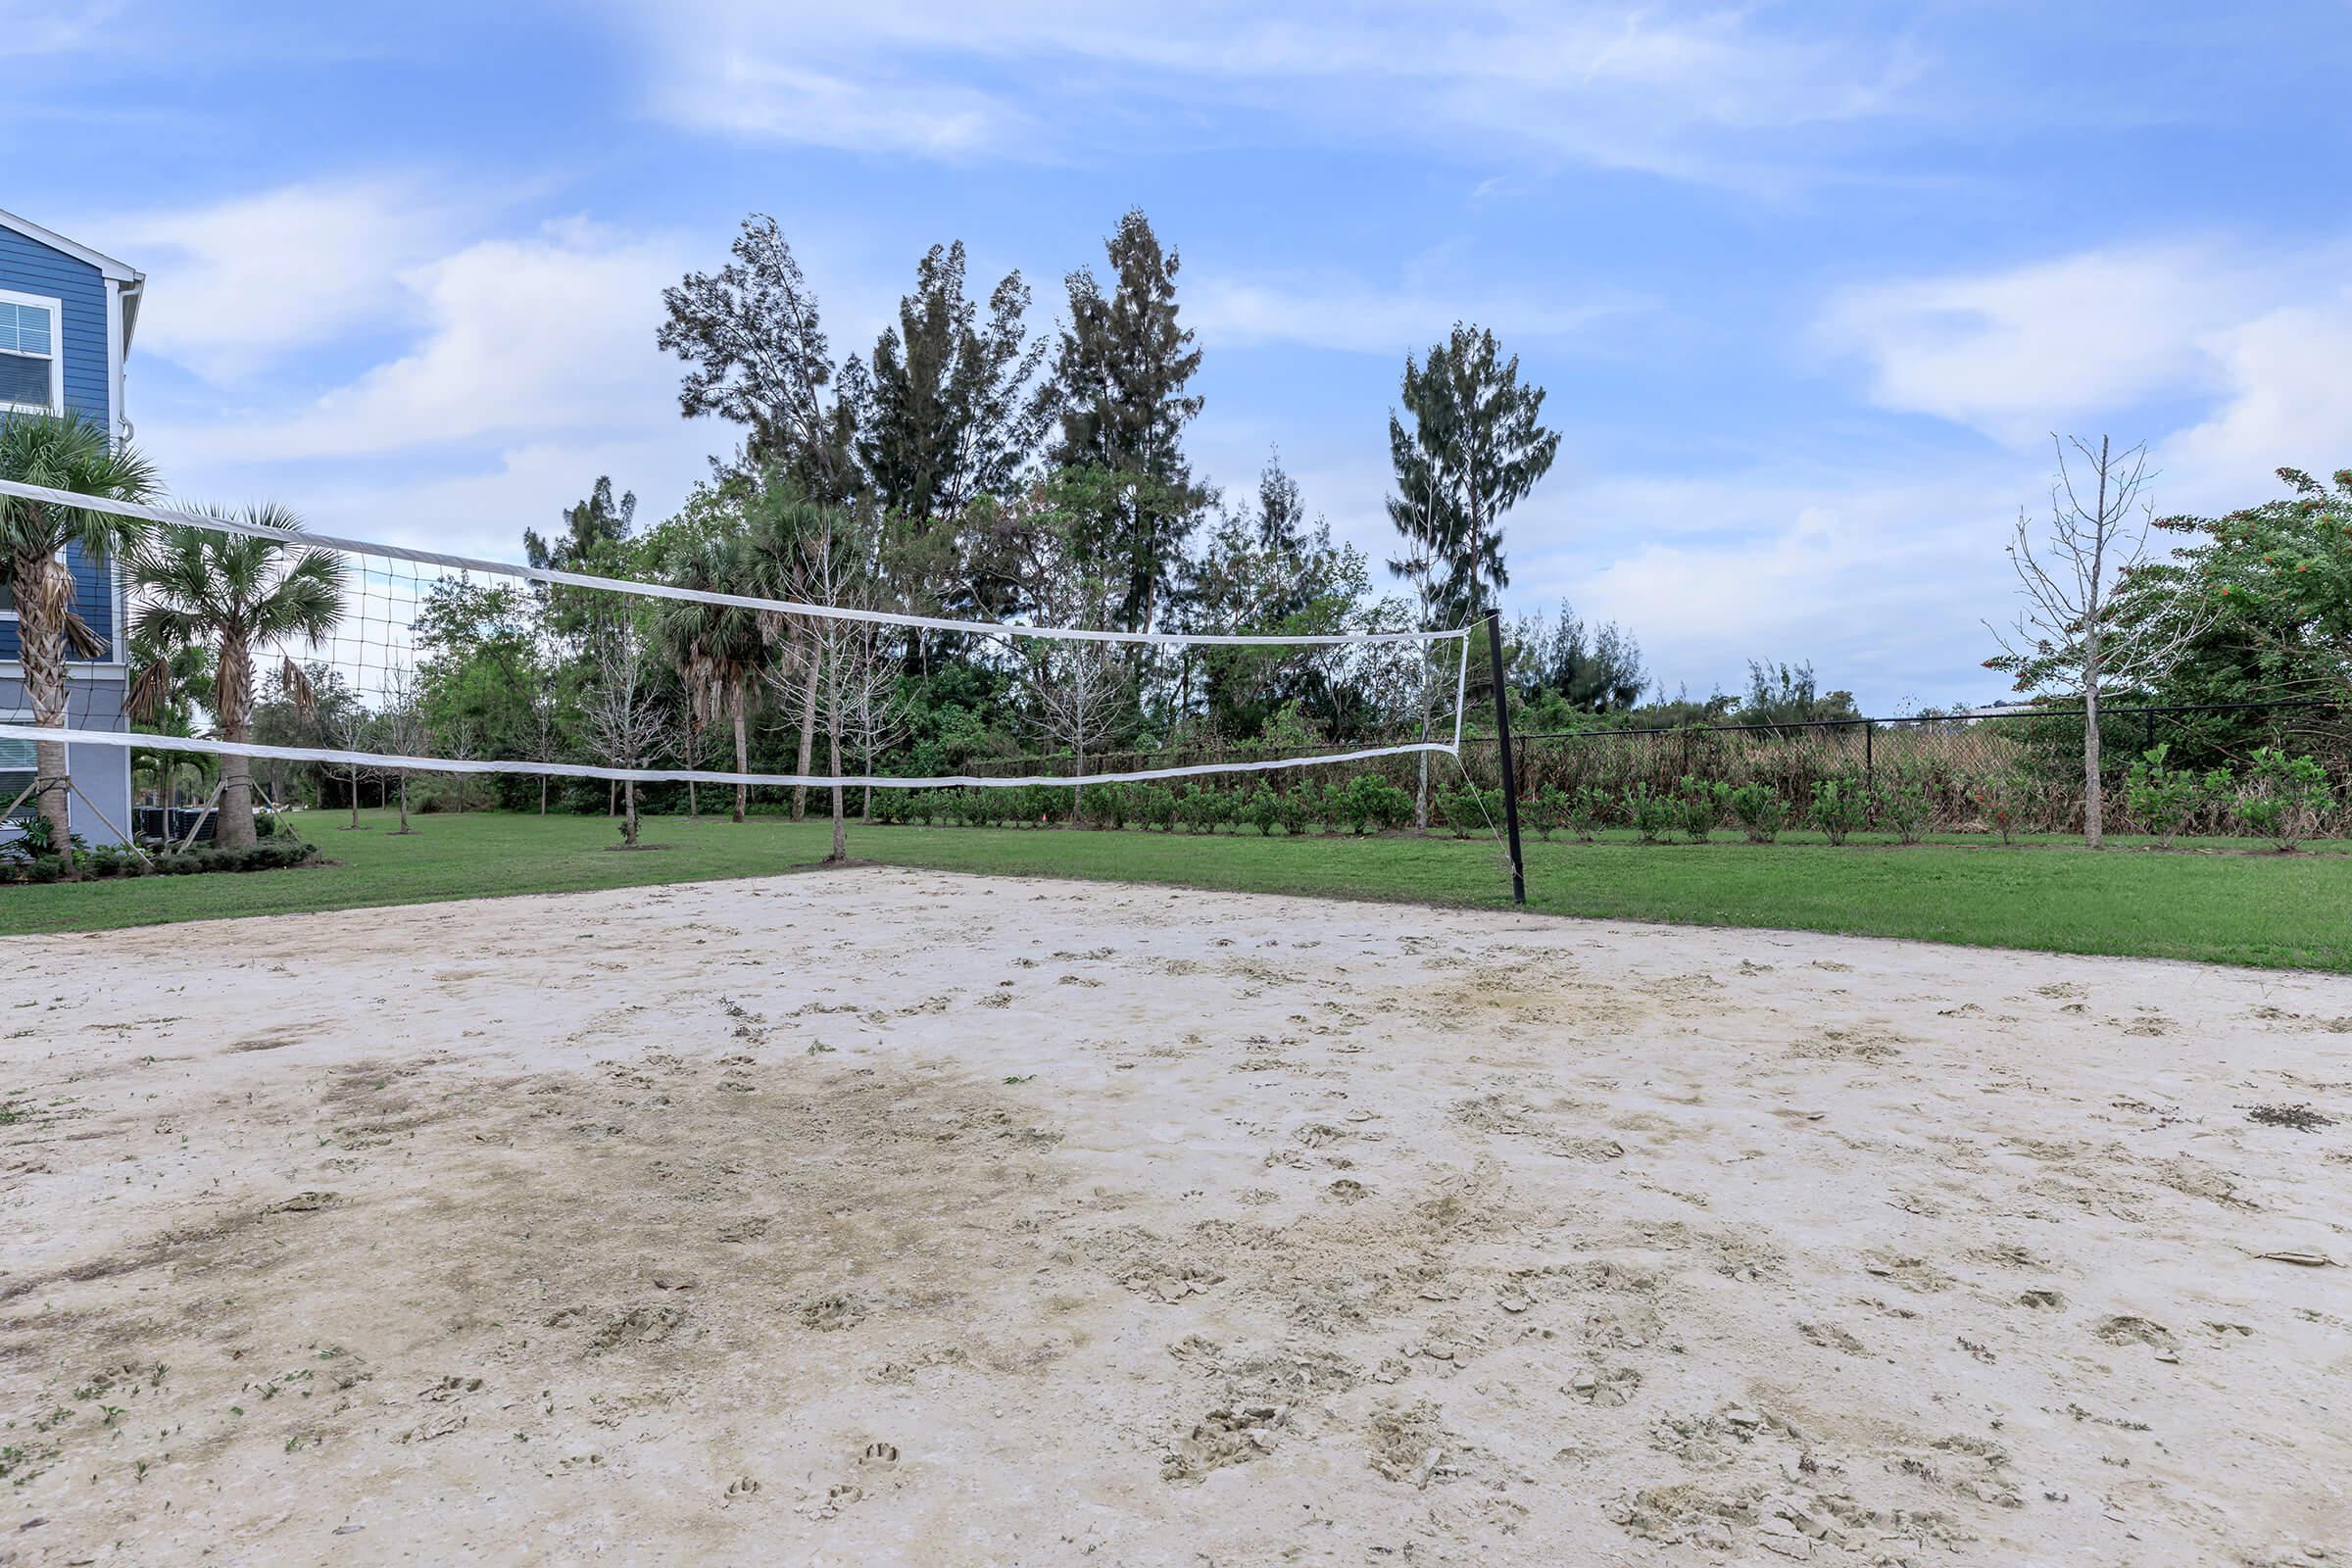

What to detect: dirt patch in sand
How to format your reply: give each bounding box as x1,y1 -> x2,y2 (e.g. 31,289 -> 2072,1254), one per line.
2,868 -> 2348,1564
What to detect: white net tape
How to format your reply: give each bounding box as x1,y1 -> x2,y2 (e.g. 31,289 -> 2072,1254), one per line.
0,478 -> 1471,794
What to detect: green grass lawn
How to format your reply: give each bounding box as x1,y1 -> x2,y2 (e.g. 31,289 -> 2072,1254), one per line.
5,808 -> 2349,971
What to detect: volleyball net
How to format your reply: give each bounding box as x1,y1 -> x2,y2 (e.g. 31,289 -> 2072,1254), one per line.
0,478 -> 1473,797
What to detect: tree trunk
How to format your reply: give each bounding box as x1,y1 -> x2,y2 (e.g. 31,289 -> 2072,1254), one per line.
609,778 -> 616,817
2082,668 -> 2103,850
347,771 -> 361,830
732,706 -> 748,824
396,774 -> 412,833
826,716 -> 847,863
539,774 -> 548,815
623,780 -> 640,846
214,635 -> 259,851
16,548 -> 77,872
794,631 -> 819,821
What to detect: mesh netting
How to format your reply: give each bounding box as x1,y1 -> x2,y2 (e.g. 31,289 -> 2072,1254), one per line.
0,479 -> 1471,796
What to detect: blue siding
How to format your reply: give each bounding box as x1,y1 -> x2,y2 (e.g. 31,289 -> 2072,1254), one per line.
0,224 -> 109,428
1,224 -> 117,664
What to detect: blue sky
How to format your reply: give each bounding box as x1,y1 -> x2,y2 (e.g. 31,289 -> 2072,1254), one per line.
9,0 -> 2349,709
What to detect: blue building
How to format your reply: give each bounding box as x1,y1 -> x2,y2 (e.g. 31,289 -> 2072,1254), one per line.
0,207 -> 144,847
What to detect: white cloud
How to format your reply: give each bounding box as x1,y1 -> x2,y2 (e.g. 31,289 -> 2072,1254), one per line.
155,218 -> 690,464
1819,239 -> 2352,510
1816,244 -> 2268,442
2164,295 -> 2352,510
615,1 -> 1925,183
108,177 -> 481,382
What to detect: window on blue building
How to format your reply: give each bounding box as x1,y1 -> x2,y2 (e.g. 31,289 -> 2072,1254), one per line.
0,730 -> 33,820
0,292 -> 63,413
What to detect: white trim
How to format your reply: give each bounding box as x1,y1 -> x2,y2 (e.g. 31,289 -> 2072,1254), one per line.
0,287 -> 65,415
0,208 -> 141,283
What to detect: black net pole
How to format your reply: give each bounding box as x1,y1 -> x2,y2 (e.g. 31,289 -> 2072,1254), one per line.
1484,612 -> 1527,906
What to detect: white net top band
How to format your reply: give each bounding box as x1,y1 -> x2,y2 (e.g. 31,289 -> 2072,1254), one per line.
0,478 -> 1468,650
3,723 -> 1455,792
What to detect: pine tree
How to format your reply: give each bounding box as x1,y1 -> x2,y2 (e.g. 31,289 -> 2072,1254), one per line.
1386,322 -> 1560,623
658,216 -> 858,501
1040,208 -> 1205,631
851,241 -> 1047,537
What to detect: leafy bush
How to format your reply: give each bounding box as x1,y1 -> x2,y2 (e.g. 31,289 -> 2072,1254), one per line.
1876,776 -> 1931,845
1330,774 -> 1411,835
1275,787 -> 1308,837
1568,785 -> 1611,840
1972,774 -> 2029,846
1080,782 -> 1128,830
2235,748 -> 2334,851
148,839 -> 320,875
1525,784 -> 1568,841
1726,781 -> 1789,843
1624,781 -> 1676,844
1674,776 -> 1730,843
1132,783 -> 1178,831
1809,778 -> 1867,846
1176,784 -> 1224,833
2125,745 -> 2206,848
1439,782 -> 1498,838
1240,784 -> 1283,836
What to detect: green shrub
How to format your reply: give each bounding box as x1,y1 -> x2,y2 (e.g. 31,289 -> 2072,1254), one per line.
1131,783 -> 1177,831
1439,782 -> 1498,838
1176,784 -> 1220,833
1569,785 -> 1611,840
1674,776 -> 1729,843
1079,782 -> 1129,830
1877,776 -> 1931,845
1726,782 -> 1789,843
1809,778 -> 1867,846
1624,781 -> 1676,843
2235,748 -> 2333,851
1972,774 -> 2029,846
149,840 -> 320,875
1238,784 -> 1282,836
1525,784 -> 1568,841
2125,745 -> 2206,848
1275,787 -> 1308,836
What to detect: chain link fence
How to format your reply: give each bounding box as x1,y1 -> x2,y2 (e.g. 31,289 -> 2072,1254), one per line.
1462,700 -> 2351,836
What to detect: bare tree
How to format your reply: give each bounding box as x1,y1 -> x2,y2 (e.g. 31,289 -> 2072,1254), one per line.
519,671 -> 567,816
819,617 -> 908,828
761,512 -> 898,862
1027,636 -> 1128,823
1987,435 -> 2207,848
380,665 -> 426,836
579,624 -> 670,847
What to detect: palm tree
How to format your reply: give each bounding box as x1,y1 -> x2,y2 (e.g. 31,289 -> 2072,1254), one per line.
128,504 -> 345,850
0,410 -> 161,871
655,532 -> 766,823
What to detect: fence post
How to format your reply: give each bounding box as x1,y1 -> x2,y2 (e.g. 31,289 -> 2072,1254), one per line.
1484,612 -> 1526,906
1863,720 -> 1875,792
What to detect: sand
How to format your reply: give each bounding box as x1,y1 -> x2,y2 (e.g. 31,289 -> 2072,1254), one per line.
2,865 -> 2348,1566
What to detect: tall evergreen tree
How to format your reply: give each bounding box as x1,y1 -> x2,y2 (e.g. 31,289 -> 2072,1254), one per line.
1386,322 -> 1560,623
851,241 -> 1048,537
1041,208 -> 1205,631
658,216 -> 858,501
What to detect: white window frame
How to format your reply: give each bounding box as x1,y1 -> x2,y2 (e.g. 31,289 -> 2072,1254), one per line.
0,707 -> 34,827
0,286 -> 65,416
